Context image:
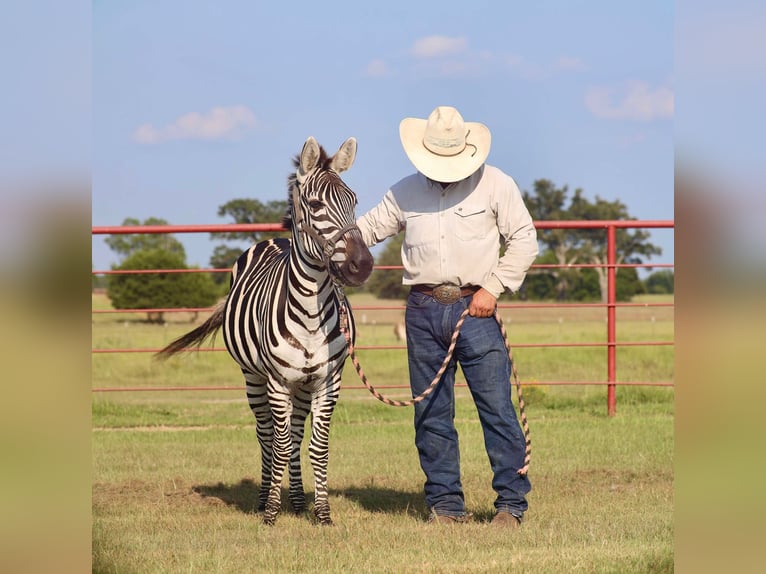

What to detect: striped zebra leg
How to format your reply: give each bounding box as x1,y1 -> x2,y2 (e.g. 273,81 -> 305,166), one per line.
262,387 -> 293,526
256,421 -> 274,512
308,383 -> 340,525
288,404 -> 309,514
245,375 -> 273,513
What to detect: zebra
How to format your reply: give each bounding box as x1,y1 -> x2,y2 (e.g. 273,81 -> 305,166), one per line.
157,136 -> 374,525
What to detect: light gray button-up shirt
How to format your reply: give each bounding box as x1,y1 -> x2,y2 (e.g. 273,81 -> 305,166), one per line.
356,165 -> 539,298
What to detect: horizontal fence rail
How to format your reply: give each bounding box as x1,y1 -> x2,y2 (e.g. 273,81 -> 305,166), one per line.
92,220 -> 674,415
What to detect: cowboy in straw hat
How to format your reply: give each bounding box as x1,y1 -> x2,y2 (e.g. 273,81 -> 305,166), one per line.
399,105 -> 491,183
357,105 -> 539,527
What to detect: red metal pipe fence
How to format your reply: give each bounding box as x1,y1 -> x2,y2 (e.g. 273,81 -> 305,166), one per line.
92,220 -> 674,415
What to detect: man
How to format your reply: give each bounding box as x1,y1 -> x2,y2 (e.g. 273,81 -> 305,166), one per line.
356,106 -> 539,526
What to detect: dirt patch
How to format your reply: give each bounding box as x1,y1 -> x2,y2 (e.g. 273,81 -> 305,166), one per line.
92,424 -> 246,432
562,467 -> 673,494
93,477 -> 236,510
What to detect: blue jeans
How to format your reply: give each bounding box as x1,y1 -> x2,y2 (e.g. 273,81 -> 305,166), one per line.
405,290 -> 531,517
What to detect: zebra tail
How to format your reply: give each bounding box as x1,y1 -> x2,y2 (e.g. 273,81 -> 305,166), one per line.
154,302 -> 226,360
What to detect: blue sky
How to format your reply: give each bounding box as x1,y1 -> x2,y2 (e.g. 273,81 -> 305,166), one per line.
91,0 -> 676,271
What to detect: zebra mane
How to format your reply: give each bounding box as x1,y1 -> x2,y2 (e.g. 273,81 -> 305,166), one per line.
282,145 -> 331,229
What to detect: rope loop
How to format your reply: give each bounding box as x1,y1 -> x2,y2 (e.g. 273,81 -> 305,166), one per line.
340,304 -> 531,475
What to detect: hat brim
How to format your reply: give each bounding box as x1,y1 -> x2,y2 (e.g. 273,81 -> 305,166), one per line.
399,117 -> 491,183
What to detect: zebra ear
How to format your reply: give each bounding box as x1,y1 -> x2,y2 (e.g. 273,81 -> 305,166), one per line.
330,137 -> 357,174
298,136 -> 321,178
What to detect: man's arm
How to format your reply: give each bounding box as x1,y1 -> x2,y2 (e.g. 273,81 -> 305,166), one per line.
356,190 -> 404,248
483,176 -> 539,297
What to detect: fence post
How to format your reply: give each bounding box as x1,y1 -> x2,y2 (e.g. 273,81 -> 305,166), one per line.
607,224 -> 617,416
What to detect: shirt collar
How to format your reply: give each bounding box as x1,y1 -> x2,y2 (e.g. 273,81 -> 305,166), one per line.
421,164 -> 485,190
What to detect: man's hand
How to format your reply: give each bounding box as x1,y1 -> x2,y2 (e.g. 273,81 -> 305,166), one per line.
468,288 -> 497,318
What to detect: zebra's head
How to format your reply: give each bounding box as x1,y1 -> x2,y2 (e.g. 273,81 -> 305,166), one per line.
284,136 -> 374,287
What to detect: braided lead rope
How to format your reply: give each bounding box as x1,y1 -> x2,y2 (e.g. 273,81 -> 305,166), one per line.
493,310 -> 530,476
340,306 -> 470,407
339,302 -> 531,475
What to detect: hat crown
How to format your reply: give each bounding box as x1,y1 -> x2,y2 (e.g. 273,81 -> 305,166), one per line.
423,106 -> 466,157
399,105 -> 490,183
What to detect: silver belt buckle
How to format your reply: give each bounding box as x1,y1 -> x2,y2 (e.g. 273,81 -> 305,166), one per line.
433,284 -> 461,305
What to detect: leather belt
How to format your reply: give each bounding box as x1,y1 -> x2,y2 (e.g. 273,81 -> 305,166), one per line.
410,284 -> 480,305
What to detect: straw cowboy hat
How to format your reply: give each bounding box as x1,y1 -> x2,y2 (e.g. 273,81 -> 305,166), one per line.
399,106 -> 491,183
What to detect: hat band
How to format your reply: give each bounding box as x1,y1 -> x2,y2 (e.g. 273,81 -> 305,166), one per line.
423,133 -> 466,157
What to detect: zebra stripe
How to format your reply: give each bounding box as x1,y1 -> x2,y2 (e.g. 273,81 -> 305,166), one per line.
157,137 -> 373,526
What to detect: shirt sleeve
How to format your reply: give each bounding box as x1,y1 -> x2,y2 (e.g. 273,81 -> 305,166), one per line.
356,190 -> 404,248
484,176 -> 539,297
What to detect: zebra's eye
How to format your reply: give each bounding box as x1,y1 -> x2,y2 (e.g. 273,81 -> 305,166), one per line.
308,200 -> 323,211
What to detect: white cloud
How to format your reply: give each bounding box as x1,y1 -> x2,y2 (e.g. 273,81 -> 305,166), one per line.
556,55 -> 586,71
411,35 -> 467,59
585,81 -> 674,121
365,59 -> 391,77
133,105 -> 257,144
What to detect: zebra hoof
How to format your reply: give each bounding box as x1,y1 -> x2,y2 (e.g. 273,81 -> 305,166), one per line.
263,502 -> 280,525
289,495 -> 307,514
314,507 -> 333,526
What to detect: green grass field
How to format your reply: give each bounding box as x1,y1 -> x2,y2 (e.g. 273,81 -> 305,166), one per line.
92,293 -> 674,573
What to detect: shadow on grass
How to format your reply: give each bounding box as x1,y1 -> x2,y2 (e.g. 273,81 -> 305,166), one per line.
193,478 -> 262,514
191,477 -> 427,516
330,485 -> 426,515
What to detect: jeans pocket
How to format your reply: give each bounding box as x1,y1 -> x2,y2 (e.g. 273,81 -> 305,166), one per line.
407,291 -> 432,309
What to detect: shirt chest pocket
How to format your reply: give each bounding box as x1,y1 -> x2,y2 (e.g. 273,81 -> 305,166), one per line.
453,207 -> 491,241
404,212 -> 439,246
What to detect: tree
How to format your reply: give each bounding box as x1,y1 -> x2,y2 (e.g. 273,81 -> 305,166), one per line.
616,267 -> 646,301
522,250 -> 560,300
524,181 -> 662,303
107,249 -> 219,323
209,198 -> 290,276
568,190 -> 661,302
645,270 -> 674,294
105,217 -> 186,260
567,268 -> 602,302
523,180 -> 586,300
524,257 -> 642,302
209,245 -> 242,286
210,198 -> 289,243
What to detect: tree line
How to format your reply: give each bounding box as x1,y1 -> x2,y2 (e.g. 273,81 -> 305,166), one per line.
98,181 -> 673,321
